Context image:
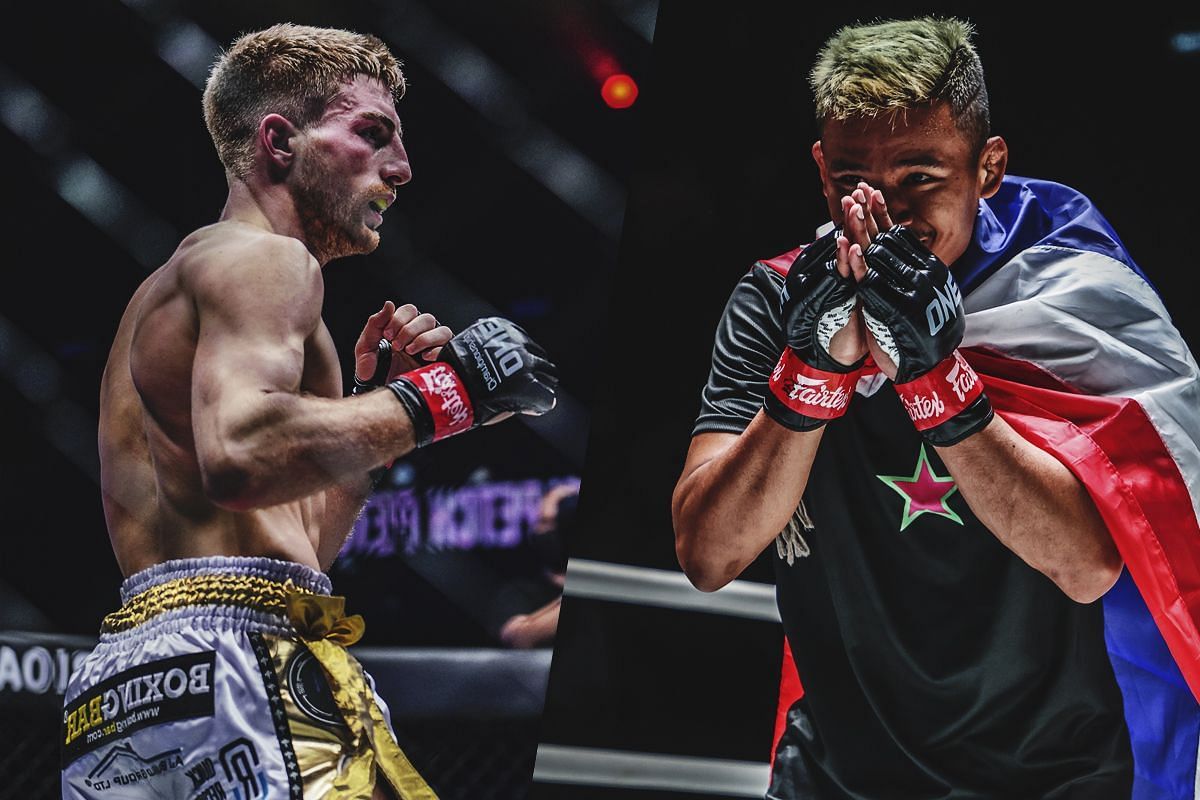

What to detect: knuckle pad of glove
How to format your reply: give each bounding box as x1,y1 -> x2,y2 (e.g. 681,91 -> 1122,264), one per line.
884,225 -> 927,261
796,228 -> 841,269
784,260 -> 851,334
783,230 -> 841,297
866,227 -> 965,381
858,271 -> 903,321
443,316 -> 558,421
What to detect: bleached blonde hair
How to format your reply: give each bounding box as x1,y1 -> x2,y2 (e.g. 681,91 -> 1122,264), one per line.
810,17 -> 989,152
203,23 -> 406,180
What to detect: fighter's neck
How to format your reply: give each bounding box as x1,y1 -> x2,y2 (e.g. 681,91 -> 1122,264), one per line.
218,178 -> 313,255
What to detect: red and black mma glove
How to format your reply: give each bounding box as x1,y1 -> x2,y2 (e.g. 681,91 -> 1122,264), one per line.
386,317 -> 558,447
764,228 -> 866,431
858,225 -> 993,446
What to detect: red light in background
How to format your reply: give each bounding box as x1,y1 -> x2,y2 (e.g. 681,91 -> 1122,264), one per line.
601,74 -> 638,109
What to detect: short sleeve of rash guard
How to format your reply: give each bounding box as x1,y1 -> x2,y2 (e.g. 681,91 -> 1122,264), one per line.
692,262 -> 788,436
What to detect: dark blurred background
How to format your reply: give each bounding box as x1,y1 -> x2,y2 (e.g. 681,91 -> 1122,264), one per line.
532,2 -> 1200,798
0,0 -> 653,796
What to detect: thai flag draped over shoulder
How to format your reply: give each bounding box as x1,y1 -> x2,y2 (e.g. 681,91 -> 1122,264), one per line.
958,175 -> 1200,799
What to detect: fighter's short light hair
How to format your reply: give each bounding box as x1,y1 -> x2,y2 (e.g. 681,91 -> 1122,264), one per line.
203,23 -> 405,180
810,16 -> 989,152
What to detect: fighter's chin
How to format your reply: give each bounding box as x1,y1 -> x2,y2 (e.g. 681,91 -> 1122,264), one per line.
354,225 -> 381,253
340,220 -> 382,253
310,229 -> 380,264
930,239 -> 971,268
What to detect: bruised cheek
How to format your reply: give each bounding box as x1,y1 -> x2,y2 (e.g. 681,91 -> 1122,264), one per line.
312,133 -> 372,171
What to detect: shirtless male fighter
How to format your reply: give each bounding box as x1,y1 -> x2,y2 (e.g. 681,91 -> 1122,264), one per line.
61,23 -> 557,800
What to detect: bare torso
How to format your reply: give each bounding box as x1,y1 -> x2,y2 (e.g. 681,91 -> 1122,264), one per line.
99,222 -> 342,577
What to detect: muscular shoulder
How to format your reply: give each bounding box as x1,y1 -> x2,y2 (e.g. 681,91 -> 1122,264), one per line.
181,224 -> 317,289
723,249 -> 793,324
692,257 -> 792,435
180,224 -> 323,327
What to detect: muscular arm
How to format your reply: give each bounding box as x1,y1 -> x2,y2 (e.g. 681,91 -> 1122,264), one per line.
845,184 -> 1121,604
672,417 -> 823,592
937,416 -> 1121,603
673,401 -> 1121,600
672,254 -> 853,592
190,236 -> 417,512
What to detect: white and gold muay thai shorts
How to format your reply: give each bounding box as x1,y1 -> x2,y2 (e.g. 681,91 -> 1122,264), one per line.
60,556 -> 438,799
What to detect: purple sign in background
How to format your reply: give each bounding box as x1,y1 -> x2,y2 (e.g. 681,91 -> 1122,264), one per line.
344,477 -> 581,559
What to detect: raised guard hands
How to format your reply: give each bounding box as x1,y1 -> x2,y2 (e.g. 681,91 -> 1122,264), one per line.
858,225 -> 993,446
764,228 -> 866,431
386,317 -> 559,447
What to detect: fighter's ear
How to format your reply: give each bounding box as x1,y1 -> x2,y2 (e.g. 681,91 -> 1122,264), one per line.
812,140 -> 829,184
259,114 -> 299,175
978,136 -> 1008,199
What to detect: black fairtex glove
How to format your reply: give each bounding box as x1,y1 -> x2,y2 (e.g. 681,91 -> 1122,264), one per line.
386,317 -> 558,447
763,228 -> 865,431
858,225 -> 993,446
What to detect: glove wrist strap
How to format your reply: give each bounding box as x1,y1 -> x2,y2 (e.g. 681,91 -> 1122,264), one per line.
894,351 -> 992,445
386,363 -> 475,447
765,349 -> 859,431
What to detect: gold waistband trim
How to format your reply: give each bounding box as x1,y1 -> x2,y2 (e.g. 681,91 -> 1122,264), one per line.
101,574 -> 316,634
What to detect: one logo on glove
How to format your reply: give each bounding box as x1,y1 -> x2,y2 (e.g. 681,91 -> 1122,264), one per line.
924,279 -> 962,336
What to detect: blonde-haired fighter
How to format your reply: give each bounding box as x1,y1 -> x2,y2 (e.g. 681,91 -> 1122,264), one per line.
62,24 -> 557,800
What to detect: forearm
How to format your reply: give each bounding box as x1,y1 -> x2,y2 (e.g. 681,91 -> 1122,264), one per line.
672,413 -> 824,591
938,415 -> 1121,603
202,389 -> 415,511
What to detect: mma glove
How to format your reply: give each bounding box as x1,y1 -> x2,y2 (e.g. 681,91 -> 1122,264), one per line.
386,317 -> 558,447
764,228 -> 865,431
858,225 -> 993,446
